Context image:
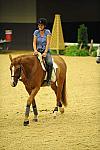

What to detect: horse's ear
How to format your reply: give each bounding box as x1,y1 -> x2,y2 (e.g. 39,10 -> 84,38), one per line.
9,54 -> 13,62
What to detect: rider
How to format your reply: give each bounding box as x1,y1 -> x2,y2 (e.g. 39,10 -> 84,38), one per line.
33,18 -> 53,85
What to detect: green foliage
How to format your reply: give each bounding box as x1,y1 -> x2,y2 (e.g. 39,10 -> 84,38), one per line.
51,50 -> 57,55
51,46 -> 90,56
51,49 -> 66,55
64,46 -> 89,56
89,46 -> 98,57
78,24 -> 88,48
91,51 -> 97,57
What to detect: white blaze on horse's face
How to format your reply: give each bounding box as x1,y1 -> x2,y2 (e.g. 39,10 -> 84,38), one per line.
10,66 -> 15,87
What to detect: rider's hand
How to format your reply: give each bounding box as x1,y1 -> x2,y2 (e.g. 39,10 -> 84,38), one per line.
34,50 -> 38,55
42,52 -> 47,57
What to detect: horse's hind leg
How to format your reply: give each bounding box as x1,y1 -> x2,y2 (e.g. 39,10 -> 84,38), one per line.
56,82 -> 65,114
51,82 -> 58,117
51,82 -> 64,117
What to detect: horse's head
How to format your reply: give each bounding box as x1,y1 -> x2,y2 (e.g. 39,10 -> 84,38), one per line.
9,54 -> 21,87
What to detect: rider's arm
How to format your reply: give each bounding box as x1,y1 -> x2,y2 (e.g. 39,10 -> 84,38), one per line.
33,35 -> 38,55
44,34 -> 51,53
33,35 -> 37,51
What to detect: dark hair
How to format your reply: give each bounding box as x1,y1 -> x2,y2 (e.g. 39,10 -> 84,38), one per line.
37,18 -> 47,26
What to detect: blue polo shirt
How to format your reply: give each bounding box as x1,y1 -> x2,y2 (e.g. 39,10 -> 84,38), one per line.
33,29 -> 51,53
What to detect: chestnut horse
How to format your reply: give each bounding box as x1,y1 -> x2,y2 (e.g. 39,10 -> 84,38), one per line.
9,54 -> 67,126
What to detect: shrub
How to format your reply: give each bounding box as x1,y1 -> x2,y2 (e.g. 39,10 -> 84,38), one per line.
51,46 -> 89,56
90,46 -> 97,57
64,46 -> 89,56
78,24 -> 88,49
51,49 -> 66,55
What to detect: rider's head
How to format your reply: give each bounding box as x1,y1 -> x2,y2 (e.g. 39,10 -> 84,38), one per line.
37,18 -> 47,31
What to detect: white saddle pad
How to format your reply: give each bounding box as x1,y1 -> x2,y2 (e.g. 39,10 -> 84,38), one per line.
37,53 -> 58,82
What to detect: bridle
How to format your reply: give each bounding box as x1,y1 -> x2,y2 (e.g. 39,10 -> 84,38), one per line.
11,65 -> 22,80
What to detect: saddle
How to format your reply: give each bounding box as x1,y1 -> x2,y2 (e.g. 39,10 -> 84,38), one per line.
37,52 -> 58,82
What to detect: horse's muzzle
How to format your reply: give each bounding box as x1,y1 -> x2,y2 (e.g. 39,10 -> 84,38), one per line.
10,77 -> 18,87
10,81 -> 17,87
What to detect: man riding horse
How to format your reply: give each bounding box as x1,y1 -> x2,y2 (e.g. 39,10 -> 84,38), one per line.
33,18 -> 53,86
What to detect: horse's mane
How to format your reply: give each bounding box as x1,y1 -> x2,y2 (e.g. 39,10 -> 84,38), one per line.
12,54 -> 37,65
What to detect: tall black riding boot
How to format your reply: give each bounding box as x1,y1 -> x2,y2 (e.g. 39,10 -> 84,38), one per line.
46,65 -> 53,86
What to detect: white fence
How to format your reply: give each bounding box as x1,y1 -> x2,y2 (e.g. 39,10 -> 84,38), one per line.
65,43 -> 100,47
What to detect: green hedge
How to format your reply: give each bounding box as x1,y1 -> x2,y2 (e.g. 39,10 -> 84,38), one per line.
51,45 -> 97,56
51,46 -> 89,56
65,46 -> 89,56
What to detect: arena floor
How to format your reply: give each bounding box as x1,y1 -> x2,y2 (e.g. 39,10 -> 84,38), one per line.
0,52 -> 100,150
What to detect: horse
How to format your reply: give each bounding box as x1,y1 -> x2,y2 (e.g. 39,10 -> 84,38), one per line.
9,54 -> 67,126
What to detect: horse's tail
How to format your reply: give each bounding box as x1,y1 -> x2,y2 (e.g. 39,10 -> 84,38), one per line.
61,75 -> 67,107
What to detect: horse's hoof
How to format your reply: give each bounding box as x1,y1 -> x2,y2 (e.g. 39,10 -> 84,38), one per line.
23,120 -> 29,126
33,118 -> 38,122
53,111 -> 57,119
59,107 -> 64,114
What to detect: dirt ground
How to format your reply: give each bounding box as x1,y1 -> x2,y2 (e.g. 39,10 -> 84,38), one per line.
0,52 -> 100,150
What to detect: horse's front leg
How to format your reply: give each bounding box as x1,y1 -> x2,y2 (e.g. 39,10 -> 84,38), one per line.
32,99 -> 38,122
24,87 -> 40,126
